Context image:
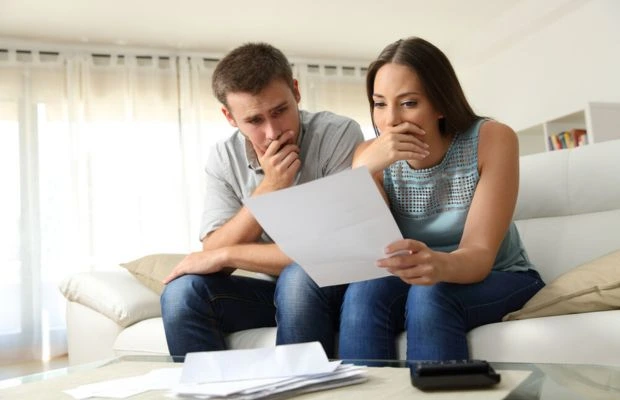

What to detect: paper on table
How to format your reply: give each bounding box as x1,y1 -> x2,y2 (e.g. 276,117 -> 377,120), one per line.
180,341 -> 340,384
244,167 -> 402,287
63,367 -> 182,399
173,364 -> 368,398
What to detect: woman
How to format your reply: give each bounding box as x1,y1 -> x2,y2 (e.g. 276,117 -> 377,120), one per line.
341,37 -> 544,361
275,37 -> 544,361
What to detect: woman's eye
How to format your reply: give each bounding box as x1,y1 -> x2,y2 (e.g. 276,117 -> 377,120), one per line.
373,102 -> 386,108
402,101 -> 417,107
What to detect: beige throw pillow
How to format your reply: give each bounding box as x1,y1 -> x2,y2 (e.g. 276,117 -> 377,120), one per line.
121,253 -> 186,295
503,249 -> 620,321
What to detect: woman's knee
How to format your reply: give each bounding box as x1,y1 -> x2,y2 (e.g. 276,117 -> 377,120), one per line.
341,278 -> 407,329
406,284 -> 461,320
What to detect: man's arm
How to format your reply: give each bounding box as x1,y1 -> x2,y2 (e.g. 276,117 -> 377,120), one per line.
222,243 -> 293,275
163,242 -> 292,283
202,206 -> 264,250
202,133 -> 300,250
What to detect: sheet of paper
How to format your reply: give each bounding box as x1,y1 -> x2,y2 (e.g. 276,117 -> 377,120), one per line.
244,167 -> 402,287
180,341 -> 340,384
63,367 -> 182,399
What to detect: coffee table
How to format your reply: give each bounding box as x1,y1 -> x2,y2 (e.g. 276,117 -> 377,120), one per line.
0,355 -> 618,399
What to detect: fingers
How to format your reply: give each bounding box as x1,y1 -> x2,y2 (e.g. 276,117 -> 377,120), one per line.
377,240 -> 438,285
162,266 -> 184,284
264,130 -> 296,156
376,130 -> 429,163
259,131 -> 301,191
384,239 -> 425,255
267,143 -> 300,166
390,122 -> 426,136
161,252 -> 201,284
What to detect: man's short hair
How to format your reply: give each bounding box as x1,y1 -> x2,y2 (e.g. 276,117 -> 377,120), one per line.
212,42 -> 295,107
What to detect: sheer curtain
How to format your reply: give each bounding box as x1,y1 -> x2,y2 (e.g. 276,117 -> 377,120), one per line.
295,63 -> 373,138
0,45 -> 369,364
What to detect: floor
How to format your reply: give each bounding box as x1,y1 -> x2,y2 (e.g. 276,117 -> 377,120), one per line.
0,355 -> 69,382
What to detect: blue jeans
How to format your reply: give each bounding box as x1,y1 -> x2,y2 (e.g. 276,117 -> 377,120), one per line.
160,272 -> 276,356
274,264 -> 347,358
275,264 -> 544,360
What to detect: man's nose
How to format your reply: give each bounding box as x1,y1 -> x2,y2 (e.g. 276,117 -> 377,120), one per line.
265,123 -> 282,140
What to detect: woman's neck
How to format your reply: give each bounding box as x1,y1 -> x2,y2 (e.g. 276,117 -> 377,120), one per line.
407,132 -> 454,170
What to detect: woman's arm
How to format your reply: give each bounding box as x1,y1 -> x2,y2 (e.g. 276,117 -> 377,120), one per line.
378,120 -> 520,284
443,120 -> 520,282
352,140 -> 388,203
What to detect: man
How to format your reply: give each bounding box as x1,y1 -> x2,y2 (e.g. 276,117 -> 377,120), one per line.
160,42 -> 364,355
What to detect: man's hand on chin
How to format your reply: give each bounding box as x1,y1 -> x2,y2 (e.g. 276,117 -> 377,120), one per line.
256,131 -> 301,193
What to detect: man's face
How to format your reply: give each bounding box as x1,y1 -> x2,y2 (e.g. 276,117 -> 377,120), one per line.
222,79 -> 301,157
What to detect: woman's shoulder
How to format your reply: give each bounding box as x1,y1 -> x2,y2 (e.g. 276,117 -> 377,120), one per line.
478,119 -> 518,146
479,119 -> 516,136
477,119 -> 519,166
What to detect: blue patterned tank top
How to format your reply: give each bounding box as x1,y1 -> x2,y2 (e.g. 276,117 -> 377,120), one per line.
383,119 -> 533,272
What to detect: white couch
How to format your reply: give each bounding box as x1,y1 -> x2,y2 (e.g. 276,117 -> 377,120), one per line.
60,139 -> 620,366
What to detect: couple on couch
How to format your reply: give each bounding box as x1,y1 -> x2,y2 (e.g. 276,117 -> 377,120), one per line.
160,38 -> 544,362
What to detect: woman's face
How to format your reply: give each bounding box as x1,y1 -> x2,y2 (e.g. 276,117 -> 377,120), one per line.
372,63 -> 442,137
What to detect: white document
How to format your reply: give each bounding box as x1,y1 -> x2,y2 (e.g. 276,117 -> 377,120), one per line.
63,367 -> 182,399
180,341 -> 340,384
244,167 -> 402,287
173,364 -> 367,398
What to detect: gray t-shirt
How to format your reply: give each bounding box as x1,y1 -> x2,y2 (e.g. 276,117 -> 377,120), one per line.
199,109 -> 364,241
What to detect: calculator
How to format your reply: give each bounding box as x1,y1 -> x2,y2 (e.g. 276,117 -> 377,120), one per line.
410,359 -> 501,390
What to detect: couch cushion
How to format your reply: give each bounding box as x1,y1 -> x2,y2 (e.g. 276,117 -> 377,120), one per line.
121,253 -> 272,294
503,249 -> 620,321
121,253 -> 186,295
471,310 -> 620,365
114,317 -> 170,356
59,269 -> 161,327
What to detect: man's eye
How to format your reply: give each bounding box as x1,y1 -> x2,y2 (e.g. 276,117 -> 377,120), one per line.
273,107 -> 287,117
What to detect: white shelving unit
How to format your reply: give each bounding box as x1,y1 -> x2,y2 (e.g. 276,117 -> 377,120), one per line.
516,102 -> 620,155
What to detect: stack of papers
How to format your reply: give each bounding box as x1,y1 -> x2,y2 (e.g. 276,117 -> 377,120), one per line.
173,342 -> 368,399
64,342 -> 367,399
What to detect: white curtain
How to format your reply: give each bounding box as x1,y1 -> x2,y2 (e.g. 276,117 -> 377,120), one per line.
0,45 -> 369,364
296,63 -> 373,138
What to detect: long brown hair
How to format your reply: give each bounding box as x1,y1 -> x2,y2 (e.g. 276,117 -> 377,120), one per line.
366,37 -> 479,136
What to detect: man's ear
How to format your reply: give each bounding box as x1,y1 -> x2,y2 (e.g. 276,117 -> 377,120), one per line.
292,79 -> 301,103
221,106 -> 238,127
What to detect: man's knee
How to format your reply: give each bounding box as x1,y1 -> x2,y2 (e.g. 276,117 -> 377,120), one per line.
161,274 -> 221,323
275,263 -> 316,299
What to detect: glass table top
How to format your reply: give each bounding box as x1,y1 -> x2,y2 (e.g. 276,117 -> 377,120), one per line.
1,355 -> 619,399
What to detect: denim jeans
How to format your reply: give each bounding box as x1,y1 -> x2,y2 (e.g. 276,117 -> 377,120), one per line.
275,264 -> 544,361
274,264 -> 347,358
160,272 -> 276,356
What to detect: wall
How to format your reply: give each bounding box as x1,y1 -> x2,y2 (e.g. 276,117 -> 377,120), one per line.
456,0 -> 620,153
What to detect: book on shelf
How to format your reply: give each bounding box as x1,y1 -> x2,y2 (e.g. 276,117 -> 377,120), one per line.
549,128 -> 587,150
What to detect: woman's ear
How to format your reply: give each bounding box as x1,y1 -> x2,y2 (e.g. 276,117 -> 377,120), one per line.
438,116 -> 446,134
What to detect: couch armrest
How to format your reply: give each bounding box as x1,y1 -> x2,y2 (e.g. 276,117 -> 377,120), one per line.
59,269 -> 161,327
